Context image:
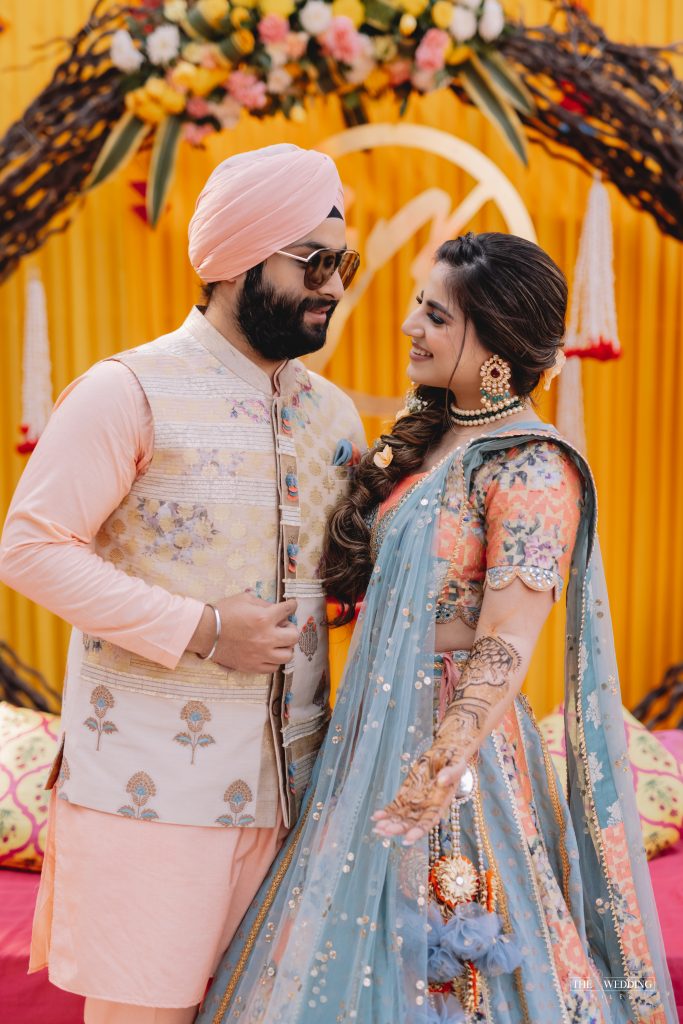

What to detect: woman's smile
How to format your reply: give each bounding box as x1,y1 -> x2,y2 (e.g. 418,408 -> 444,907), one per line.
409,341 -> 433,361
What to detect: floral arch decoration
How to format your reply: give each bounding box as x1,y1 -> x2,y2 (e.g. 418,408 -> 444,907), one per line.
0,0 -> 681,285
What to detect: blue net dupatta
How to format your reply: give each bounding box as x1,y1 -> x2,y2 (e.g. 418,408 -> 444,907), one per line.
199,425 -> 677,1024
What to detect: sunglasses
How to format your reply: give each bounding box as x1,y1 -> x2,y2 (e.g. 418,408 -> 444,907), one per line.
275,247 -> 361,291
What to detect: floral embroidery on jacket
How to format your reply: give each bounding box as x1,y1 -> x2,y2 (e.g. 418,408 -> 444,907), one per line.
298,617 -> 318,661
84,685 -> 119,751
136,498 -> 218,563
227,397 -> 270,423
174,700 -> 215,765
117,771 -> 159,821
216,779 -> 255,827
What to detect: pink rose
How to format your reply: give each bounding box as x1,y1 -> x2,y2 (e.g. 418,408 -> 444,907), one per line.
411,67 -> 438,92
414,28 -> 449,72
320,16 -> 362,64
226,70 -> 268,110
182,122 -> 213,146
186,96 -> 211,118
258,13 -> 289,44
386,59 -> 412,86
285,31 -> 309,60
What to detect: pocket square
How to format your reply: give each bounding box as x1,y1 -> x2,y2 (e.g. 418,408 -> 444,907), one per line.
332,439 -> 361,467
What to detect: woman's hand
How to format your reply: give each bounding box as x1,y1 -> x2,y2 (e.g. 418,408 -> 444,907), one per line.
372,746 -> 465,845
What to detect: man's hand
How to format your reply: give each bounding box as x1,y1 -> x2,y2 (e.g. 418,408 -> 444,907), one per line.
187,593 -> 299,672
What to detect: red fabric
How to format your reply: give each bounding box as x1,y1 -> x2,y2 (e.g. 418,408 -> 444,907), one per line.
649,840 -> 683,1019
0,869 -> 84,1024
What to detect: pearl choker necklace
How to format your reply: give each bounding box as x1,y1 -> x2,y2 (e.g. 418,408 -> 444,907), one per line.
449,395 -> 526,426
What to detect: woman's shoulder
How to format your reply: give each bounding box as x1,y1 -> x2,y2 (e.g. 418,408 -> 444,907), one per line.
472,434 -> 584,497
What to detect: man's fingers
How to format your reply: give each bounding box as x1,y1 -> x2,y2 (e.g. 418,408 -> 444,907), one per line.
271,598 -> 298,621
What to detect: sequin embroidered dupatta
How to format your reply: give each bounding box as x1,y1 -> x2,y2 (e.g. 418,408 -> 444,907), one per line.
463,425 -> 675,1024
198,425 -> 676,1024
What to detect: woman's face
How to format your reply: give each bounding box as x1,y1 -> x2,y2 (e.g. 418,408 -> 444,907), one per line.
401,262 -> 490,402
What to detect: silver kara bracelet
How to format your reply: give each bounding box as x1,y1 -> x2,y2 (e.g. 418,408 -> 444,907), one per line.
198,604 -> 221,661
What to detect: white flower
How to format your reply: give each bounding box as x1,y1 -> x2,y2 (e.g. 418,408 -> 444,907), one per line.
146,24 -> 181,65
266,42 -> 288,67
299,0 -> 333,36
164,0 -> 188,22
208,94 -> 242,129
457,0 -> 481,10
110,29 -> 144,73
267,67 -> 293,93
449,6 -> 477,41
478,0 -> 505,41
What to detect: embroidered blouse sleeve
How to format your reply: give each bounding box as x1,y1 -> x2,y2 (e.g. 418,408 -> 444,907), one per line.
0,360 -> 205,669
475,440 -> 583,602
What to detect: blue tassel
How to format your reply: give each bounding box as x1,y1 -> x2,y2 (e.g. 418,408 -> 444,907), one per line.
427,906 -> 465,983
441,903 -> 502,960
470,932 -> 523,977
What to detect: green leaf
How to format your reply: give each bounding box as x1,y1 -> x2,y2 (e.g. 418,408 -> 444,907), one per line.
186,6 -> 222,39
477,50 -> 535,116
86,113 -> 150,190
146,115 -> 183,227
458,59 -> 528,164
364,0 -> 396,30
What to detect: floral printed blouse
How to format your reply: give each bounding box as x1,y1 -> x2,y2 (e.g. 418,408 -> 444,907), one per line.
371,438 -> 584,627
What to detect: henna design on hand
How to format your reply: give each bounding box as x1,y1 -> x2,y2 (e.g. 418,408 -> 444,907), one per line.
382,635 -> 522,831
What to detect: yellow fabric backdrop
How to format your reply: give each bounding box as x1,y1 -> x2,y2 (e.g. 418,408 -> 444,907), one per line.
1,0 -> 682,716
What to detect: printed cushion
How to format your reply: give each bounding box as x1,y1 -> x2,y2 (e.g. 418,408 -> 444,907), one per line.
539,704 -> 683,860
0,702 -> 60,871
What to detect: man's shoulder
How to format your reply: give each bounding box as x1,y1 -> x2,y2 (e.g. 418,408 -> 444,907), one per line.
112,324 -> 195,367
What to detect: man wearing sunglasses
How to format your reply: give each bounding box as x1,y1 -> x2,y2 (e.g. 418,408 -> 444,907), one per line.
0,144 -> 365,1023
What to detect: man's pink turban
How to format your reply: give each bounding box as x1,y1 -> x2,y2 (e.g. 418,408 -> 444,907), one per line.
188,144 -> 344,283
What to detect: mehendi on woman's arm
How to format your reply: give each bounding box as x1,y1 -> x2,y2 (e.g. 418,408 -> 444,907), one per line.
381,635 -> 522,828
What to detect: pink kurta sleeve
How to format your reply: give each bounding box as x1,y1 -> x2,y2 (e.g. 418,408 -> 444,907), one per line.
0,360 -> 204,669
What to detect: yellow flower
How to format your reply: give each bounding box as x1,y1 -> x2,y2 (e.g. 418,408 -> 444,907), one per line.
259,0 -> 296,16
446,42 -> 471,65
399,12 -> 417,34
233,28 -> 256,54
182,41 -> 231,67
372,35 -> 397,62
289,104 -> 307,123
230,6 -> 251,26
163,0 -> 188,22
373,444 -> 394,468
431,0 -> 454,29
171,60 -> 230,95
196,0 -> 229,27
399,0 -> 427,17
364,67 -> 391,95
332,0 -> 366,27
125,87 -> 166,124
145,76 -> 187,113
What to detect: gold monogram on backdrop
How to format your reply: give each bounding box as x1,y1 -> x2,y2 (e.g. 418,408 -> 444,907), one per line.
308,123 -> 535,417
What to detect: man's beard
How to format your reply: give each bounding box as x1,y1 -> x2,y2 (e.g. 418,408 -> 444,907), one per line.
235,264 -> 337,361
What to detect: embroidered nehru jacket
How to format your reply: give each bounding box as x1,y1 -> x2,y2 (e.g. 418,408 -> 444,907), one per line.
53,309 -> 365,829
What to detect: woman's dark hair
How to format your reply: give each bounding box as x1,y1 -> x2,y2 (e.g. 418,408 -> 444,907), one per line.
321,231 -> 568,624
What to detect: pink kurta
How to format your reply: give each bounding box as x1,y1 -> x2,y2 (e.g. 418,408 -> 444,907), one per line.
0,360 -> 204,667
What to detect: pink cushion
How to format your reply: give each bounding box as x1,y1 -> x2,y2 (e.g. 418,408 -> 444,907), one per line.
648,839 -> 683,1019
0,868 -> 84,1024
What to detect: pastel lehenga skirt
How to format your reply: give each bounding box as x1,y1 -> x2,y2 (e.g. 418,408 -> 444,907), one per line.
29,792 -> 286,1008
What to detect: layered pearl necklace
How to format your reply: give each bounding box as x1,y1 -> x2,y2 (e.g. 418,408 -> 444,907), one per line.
449,394 -> 526,426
